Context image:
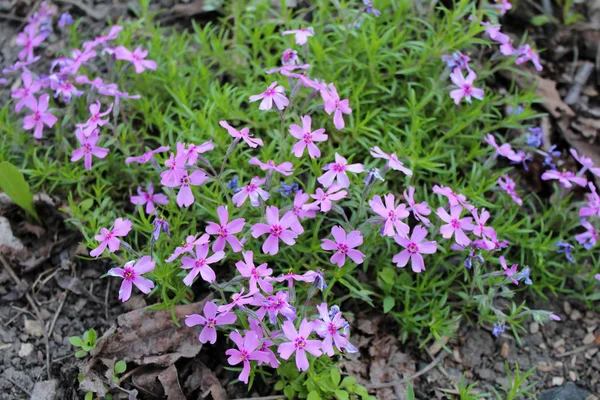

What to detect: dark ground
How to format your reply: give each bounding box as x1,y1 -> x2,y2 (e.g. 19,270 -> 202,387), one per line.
1,1 -> 600,399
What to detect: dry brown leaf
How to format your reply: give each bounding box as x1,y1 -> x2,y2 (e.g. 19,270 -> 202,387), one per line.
157,365 -> 186,400
534,77 -> 575,119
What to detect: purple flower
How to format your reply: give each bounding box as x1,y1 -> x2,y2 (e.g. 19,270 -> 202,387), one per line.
125,145 -> 170,164
184,141 -> 214,165
319,153 -> 364,188
492,0 -> 512,15
90,218 -> 132,258
542,145 -> 561,169
180,243 -> 225,285
303,185 -> 348,212
289,115 -> 328,159
76,101 -> 113,136
130,182 -> 169,214
432,185 -> 472,210
437,206 -> 475,246
321,226 -> 365,267
58,12 -> 74,28
442,51 -> 471,70
249,157 -> 293,176
575,221 -> 597,250
498,175 -> 522,206
185,301 -> 237,344
218,287 -> 256,313
515,44 -> 543,72
226,331 -> 270,384
23,94 -> 57,139
392,225 -> 437,273
236,251 -> 273,293
570,149 -> 600,177
152,217 -> 170,241
404,186 -> 431,226
16,24 -> 45,61
370,146 -> 412,176
114,46 -> 157,73
278,182 -> 299,198
291,190 -> 316,231
219,120 -> 263,148
541,170 -> 587,188
205,206 -> 245,252
71,129 -> 109,170
232,177 -> 270,207
251,206 -> 298,255
580,183 -> 600,218
277,319 -> 322,371
516,266 -> 533,285
500,256 -> 519,285
249,81 -> 289,111
108,256 -> 155,302
484,134 -> 521,162
369,194 -> 409,237
262,290 -> 296,323
281,48 -> 299,65
314,303 -> 348,356
471,208 -> 496,247
526,127 -> 543,148
321,83 -> 352,130
165,233 -> 209,262
449,68 -> 484,104
11,69 -> 41,112
492,323 -> 505,337
363,0 -> 381,16
281,27 -> 314,45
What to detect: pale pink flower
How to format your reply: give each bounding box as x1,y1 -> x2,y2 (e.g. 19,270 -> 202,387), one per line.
541,170 -> 587,188
471,208 -> 496,248
369,194 -> 410,237
580,183 -> 600,218
90,218 -> 132,257
166,170 -> 209,208
370,146 -> 412,175
160,143 -> 187,187
570,148 -> 600,177
281,48 -> 299,65
282,27 -> 314,45
492,0 -> 512,15
130,182 -> 169,214
575,219 -> 597,250
232,177 -> 270,207
226,331 -> 270,384
498,175 -> 522,206
500,256 -> 519,285
313,303 -> 348,356
321,83 -> 352,130
392,226 -> 437,273
515,44 -> 543,72
219,120 -> 263,148
236,251 -> 273,293
23,94 -> 57,139
108,256 -> 155,302
180,243 -> 225,285
251,206 -> 298,255
184,141 -> 214,165
16,24 -> 45,61
449,68 -> 484,105
76,101 -> 113,136
217,287 -> 255,313
71,129 -> 109,170
249,81 -> 289,111
205,206 -> 245,252
321,226 -> 365,267
11,69 -> 41,112
318,153 -> 364,188
288,190 -> 315,234
185,301 -> 237,344
403,186 -> 431,226
432,185 -> 473,210
245,319 -> 279,368
125,145 -> 170,164
437,205 -> 475,246
165,233 -> 209,262
277,319 -> 322,371
82,25 -> 122,50
289,115 -> 327,158
249,157 -> 293,176
303,185 -> 348,212
484,134 -> 521,162
114,46 -> 157,73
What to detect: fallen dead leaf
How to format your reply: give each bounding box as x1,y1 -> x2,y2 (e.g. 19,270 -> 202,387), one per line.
184,361 -> 226,400
158,365 -> 185,400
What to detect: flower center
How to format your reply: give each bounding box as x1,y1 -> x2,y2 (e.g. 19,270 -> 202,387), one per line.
337,243 -> 348,254
123,267 -> 135,281
239,350 -> 249,360
33,111 -> 41,121
328,323 -> 337,335
194,259 -> 207,269
270,225 -> 283,236
294,337 -> 306,349
451,219 -> 460,229
251,269 -> 260,279
218,227 -> 228,237
303,132 -> 313,143
246,184 -> 257,193
182,176 -> 191,186
83,143 -> 92,153
407,242 -> 419,254
265,88 -> 276,97
462,84 -> 472,94
332,163 -> 345,173
207,318 -> 215,328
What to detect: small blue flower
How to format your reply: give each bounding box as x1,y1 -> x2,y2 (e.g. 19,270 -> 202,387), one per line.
506,105 -> 524,116
542,145 -> 561,169
363,0 -> 381,16
516,266 -> 533,285
312,270 -> 327,291
328,305 -> 341,320
556,241 -> 575,263
278,182 -> 299,198
152,218 -> 170,241
58,12 -> 74,29
363,168 -> 384,185
492,323 -> 505,337
226,175 -> 241,193
525,127 -> 543,148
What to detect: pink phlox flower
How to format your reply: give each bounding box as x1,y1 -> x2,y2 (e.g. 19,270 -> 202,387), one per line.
369,194 -> 410,237
180,243 -> 225,285
321,226 -> 364,268
281,27 -> 314,45
541,170 -> 587,188
319,153 -> 364,188
515,44 -> 543,72
11,69 -> 41,112
90,217 -> 132,257
236,251 -> 273,293
249,81 -> 289,111
184,140 -> 214,165
404,186 -> 431,226
278,319 -> 322,371
23,93 -> 57,139
288,190 -> 316,234
321,83 -> 352,130
97,85 -> 141,103
266,63 -> 310,76
281,48 -> 299,65
66,48 -> 97,74
449,68 -> 484,104
160,143 -> 187,186
498,174 -> 522,206
217,287 -> 256,313
0,78 -> 6,85
165,233 -> 209,262
289,115 -> 328,159
2,56 -> 40,74
53,78 -> 84,103
130,182 -> 169,214
246,318 -> 280,368
71,129 -> 109,170
580,183 -> 600,218
272,271 -> 316,293
74,75 -> 106,90
251,206 -> 298,255
492,0 -> 512,15
108,256 -> 155,302
303,185 -> 348,212
125,145 -> 170,164
313,303 -> 348,356
16,24 -> 45,61
484,25 -> 511,46
432,185 -> 473,210
226,330 -> 270,384
249,157 -> 293,176
219,120 -> 263,148
392,225 -> 437,273
575,219 -> 598,250
114,46 -> 157,73
442,51 -> 471,70
484,134 -> 521,162
206,205 -> 245,252
570,148 -> 600,177
264,291 -> 296,324
370,146 -> 412,176
185,301 -> 237,344
82,25 -> 122,50
76,101 -> 113,136
169,169 -> 208,208
499,256 -> 519,285
437,205 -> 475,246
232,177 -> 270,207
471,208 -> 497,247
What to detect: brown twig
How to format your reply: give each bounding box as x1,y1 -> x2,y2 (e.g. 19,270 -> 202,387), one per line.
556,343 -> 597,357
48,291 -> 68,337
3,376 -> 32,396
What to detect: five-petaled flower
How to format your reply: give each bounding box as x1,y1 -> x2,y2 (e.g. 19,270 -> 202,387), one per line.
166,170 -> 209,208
392,225 -> 437,273
23,94 -> 57,139
289,115 -> 328,159
12,69 -> 41,112
185,301 -> 237,344
90,218 -> 132,257
219,120 -> 264,148
500,256 -> 519,285
318,153 -> 364,188
321,83 -> 352,130
226,331 -> 270,384
249,81 -> 289,111
313,303 -> 349,356
114,46 -> 157,73
180,243 -> 225,285
449,68 -> 484,105
303,185 -> 348,212
370,146 -> 412,176
71,128 -> 109,170
437,205 -> 475,246
232,176 -> 270,207
404,186 -> 431,226
249,157 -> 293,176
130,182 -> 169,214
205,206 -> 245,252
369,194 -> 410,237
282,27 -> 314,45
236,251 -> 274,293
277,319 -> 322,371
108,256 -> 155,302
251,206 -> 298,255
76,101 -> 113,136
541,170 -> 587,189
321,226 -> 365,267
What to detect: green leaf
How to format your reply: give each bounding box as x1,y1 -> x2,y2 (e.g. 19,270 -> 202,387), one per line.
79,198 -> 94,211
0,161 -> 39,222
383,296 -> 395,313
307,391 -> 321,400
274,381 -> 284,391
69,336 -> 84,347
530,15 -> 551,26
379,267 -> 396,285
114,360 -> 127,374
85,392 -> 93,400
284,385 -> 295,400
334,390 -> 349,400
340,376 -> 356,389
330,368 -> 341,387
75,350 -> 88,358
406,381 -> 415,400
